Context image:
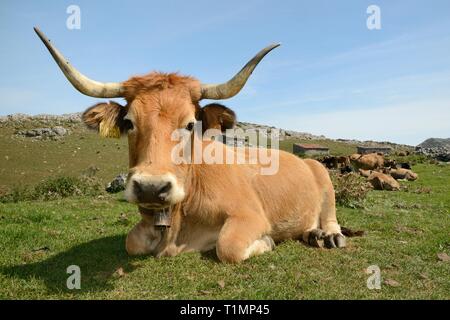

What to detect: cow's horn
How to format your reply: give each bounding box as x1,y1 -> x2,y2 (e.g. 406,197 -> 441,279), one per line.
34,27 -> 124,98
200,43 -> 280,100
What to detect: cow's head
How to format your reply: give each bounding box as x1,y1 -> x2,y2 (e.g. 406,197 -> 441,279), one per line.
34,27 -> 279,210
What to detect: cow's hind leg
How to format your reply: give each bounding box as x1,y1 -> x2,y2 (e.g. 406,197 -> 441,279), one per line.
216,215 -> 273,263
320,189 -> 346,249
302,185 -> 346,249
302,159 -> 346,249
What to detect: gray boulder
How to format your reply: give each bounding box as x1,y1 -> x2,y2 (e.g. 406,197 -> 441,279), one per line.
106,174 -> 128,193
16,126 -> 69,139
52,126 -> 68,136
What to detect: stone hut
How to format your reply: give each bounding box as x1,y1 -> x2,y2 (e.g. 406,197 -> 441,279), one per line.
293,143 -> 329,156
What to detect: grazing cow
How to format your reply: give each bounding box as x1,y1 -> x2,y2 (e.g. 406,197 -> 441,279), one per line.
389,168 -> 418,181
367,172 -> 400,191
350,153 -> 385,171
35,28 -> 348,262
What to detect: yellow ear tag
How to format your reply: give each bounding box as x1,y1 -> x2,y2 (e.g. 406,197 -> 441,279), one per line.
99,120 -> 121,138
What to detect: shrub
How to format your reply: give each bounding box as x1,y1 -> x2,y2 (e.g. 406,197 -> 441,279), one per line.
330,171 -> 372,208
0,175 -> 104,203
33,176 -> 83,200
0,186 -> 32,203
33,176 -> 104,200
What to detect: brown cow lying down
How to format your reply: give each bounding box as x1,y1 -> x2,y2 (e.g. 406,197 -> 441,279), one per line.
367,172 -> 400,191
358,169 -> 373,178
350,153 -> 385,171
35,28 -> 348,263
389,168 -> 418,181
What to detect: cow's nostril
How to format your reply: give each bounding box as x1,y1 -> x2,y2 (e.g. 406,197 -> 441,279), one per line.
132,178 -> 173,203
159,181 -> 172,195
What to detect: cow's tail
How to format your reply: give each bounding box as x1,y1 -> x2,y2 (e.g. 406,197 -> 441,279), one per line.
341,226 -> 365,237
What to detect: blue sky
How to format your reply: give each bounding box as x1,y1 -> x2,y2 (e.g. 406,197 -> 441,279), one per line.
1,0 -> 449,145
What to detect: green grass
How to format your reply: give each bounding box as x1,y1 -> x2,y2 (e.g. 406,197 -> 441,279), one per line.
0,121 -> 449,299
0,122 -> 128,188
0,164 -> 449,299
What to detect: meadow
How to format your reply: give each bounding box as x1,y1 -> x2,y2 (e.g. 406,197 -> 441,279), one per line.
0,121 -> 449,299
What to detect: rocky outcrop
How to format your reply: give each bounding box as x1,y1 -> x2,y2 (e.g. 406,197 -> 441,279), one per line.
418,138 -> 450,149
0,113 -> 82,125
16,126 -> 69,139
336,138 -> 414,151
415,146 -> 450,162
0,113 -> 429,152
236,122 -> 326,140
416,138 -> 450,162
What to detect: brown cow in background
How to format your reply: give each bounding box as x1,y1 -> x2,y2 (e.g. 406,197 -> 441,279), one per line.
388,168 -> 418,181
367,172 -> 400,191
350,153 -> 385,171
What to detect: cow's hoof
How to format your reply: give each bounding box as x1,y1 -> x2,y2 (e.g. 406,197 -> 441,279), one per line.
324,233 -> 346,249
308,229 -> 325,248
262,235 -> 276,250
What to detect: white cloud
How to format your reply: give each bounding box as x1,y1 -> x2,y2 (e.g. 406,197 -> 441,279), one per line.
272,99 -> 450,146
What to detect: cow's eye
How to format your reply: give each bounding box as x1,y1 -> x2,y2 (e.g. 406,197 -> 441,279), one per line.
185,121 -> 195,131
123,119 -> 134,131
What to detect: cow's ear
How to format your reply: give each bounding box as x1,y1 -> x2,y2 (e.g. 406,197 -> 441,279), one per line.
82,101 -> 127,138
197,103 -> 236,132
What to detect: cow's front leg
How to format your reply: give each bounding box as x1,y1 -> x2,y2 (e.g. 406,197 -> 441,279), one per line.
125,219 -> 161,256
216,215 -> 273,263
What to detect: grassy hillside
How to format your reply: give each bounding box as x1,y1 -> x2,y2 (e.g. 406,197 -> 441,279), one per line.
0,121 -> 356,189
0,122 -> 128,188
0,163 -> 449,299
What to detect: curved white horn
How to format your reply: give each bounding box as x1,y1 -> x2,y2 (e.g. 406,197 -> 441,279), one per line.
34,27 -> 124,98
200,43 -> 280,100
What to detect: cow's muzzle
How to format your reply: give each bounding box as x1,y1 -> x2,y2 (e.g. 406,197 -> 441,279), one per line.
125,173 -> 185,207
